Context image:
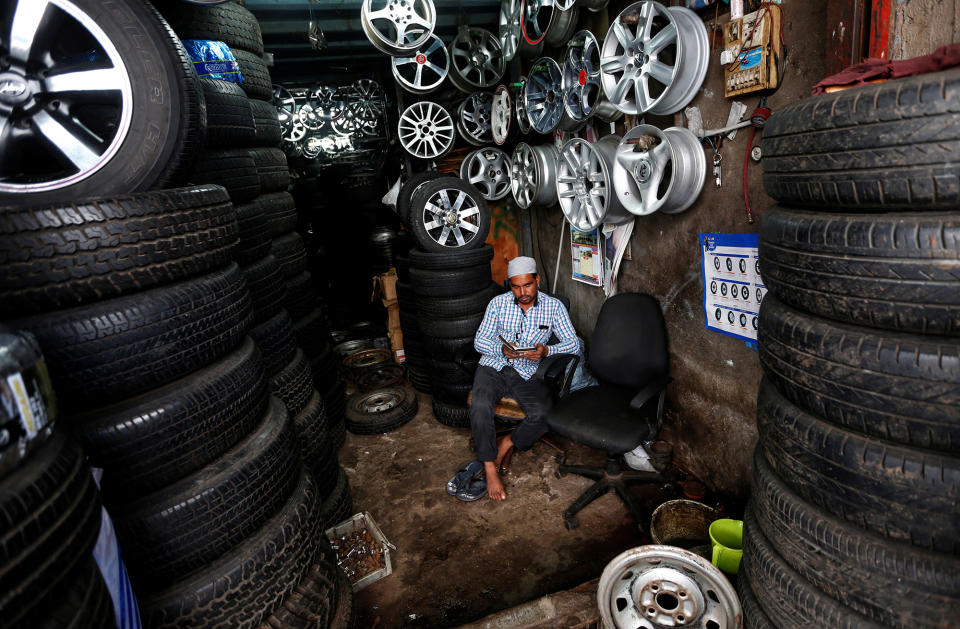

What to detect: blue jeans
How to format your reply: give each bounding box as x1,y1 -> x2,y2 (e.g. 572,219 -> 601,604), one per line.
469,365 -> 552,462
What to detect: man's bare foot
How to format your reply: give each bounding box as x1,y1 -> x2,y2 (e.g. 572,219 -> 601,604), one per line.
494,435 -> 514,469
484,461 -> 507,501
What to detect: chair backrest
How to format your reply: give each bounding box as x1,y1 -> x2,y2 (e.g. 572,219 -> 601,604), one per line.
588,293 -> 668,388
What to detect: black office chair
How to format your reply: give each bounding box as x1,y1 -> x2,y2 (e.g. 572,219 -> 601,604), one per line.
546,293 -> 674,531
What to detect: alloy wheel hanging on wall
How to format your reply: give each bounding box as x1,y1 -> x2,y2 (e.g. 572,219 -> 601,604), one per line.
511,143 -> 559,209
597,546 -> 742,629
331,106 -> 362,136
557,136 -> 632,231
525,57 -> 565,135
456,92 -> 493,146
520,0 -> 553,46
397,101 -> 455,159
391,32 -> 449,94
409,177 -> 491,252
350,79 -> 384,119
297,104 -> 325,131
360,0 -> 436,56
544,5 -> 580,48
498,0 -> 522,61
562,30 -> 604,124
460,148 -> 513,201
613,124 -> 706,216
448,26 -> 506,93
272,85 -> 297,135
491,85 -> 513,145
514,77 -> 533,135
600,1 -> 709,115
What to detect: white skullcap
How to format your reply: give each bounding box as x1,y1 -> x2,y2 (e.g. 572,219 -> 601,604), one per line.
507,256 -> 537,278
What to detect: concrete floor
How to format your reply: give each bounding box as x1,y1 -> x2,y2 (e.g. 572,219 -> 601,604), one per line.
340,391 -> 677,628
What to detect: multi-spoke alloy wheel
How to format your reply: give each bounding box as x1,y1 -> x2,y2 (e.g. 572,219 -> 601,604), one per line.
520,0 -> 553,46
460,148 -> 513,201
360,0 -> 436,56
510,143 -> 559,209
613,124 -> 706,216
556,136 -> 631,231
498,0 -> 522,62
562,30 -> 603,123
398,101 -> 455,159
600,1 -> 709,115
272,84 -> 297,134
409,178 -> 491,252
597,546 -> 741,629
514,77 -> 532,135
392,32 -> 448,93
456,92 -> 493,146
525,57 -> 564,135
351,78 -> 384,116
448,26 -> 506,92
491,85 -> 512,145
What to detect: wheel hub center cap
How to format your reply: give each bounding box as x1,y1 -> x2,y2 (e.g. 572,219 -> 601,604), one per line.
444,210 -> 459,225
633,158 -> 653,183
0,73 -> 30,104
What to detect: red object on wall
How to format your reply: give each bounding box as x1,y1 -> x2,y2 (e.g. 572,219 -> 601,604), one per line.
868,0 -> 891,59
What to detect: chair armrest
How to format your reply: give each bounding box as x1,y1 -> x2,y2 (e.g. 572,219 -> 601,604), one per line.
534,353 -> 579,396
629,375 -> 672,412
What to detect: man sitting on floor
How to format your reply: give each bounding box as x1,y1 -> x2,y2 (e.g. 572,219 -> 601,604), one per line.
471,256 -> 578,501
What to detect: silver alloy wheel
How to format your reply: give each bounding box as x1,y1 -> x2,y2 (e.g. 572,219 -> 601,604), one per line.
491,85 -> 512,145
510,143 -> 559,209
562,30 -> 602,122
297,103 -> 324,130
556,136 -> 632,231
457,92 -> 493,146
520,0 -> 554,46
613,124 -> 706,216
286,122 -> 307,143
392,32 -> 448,94
498,0 -> 522,62
417,185 -> 485,248
592,97 -> 624,123
398,101 -> 455,159
349,101 -> 379,136
272,84 -> 297,134
513,77 -> 532,135
600,1 -> 709,115
544,6 -> 580,48
308,85 -> 345,124
351,79 -> 384,118
360,0 -> 436,56
597,546 -> 741,629
554,0 -> 576,9
0,0 -> 134,194
448,27 -> 506,92
525,57 -> 564,135
332,107 -> 362,136
460,148 -> 513,201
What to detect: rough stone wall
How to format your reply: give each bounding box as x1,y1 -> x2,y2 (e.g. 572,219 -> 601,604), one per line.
889,0 -> 960,60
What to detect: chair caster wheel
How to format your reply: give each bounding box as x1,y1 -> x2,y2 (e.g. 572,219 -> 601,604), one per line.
564,518 -> 579,530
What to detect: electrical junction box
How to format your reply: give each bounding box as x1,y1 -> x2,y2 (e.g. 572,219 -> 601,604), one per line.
723,6 -> 783,97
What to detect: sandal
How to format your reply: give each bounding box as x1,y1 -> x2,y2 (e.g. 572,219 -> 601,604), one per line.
446,460 -> 484,496
455,475 -> 487,502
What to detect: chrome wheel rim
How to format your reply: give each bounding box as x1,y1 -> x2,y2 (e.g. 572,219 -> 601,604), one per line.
361,0 -> 436,56
272,84 -> 297,134
556,136 -> 631,231
614,124 -> 705,216
392,32 -> 448,94
598,546 -> 741,629
332,107 -> 362,136
286,122 -> 307,143
0,0 -> 134,194
600,1 -> 709,115
416,185 -> 484,248
525,57 -> 564,135
514,77 -> 532,134
356,389 -> 401,414
554,0 -> 575,9
460,147 -> 512,201
343,348 -> 392,369
498,0 -> 522,61
297,103 -> 324,130
398,101 -> 454,159
562,30 -> 602,121
520,0 -> 554,46
510,143 -> 558,209
351,79 -> 384,118
491,84 -> 511,145
456,92 -> 493,146
448,27 -> 505,92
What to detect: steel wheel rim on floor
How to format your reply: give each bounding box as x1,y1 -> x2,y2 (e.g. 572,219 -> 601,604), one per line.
0,0 -> 134,194
491,85 -> 512,145
417,184 -> 485,248
398,101 -> 455,158
361,0 -> 436,56
343,348 -> 392,370
520,0 -> 553,46
391,32 -> 448,94
562,30 -> 603,122
557,136 -> 631,231
614,124 -> 706,216
448,26 -> 505,92
272,84 -> 297,134
460,147 -> 513,201
498,0 -> 521,61
597,545 -> 741,629
525,57 -> 564,134
456,92 -> 493,146
511,143 -> 559,209
355,389 -> 401,414
600,1 -> 709,115
514,76 -> 532,134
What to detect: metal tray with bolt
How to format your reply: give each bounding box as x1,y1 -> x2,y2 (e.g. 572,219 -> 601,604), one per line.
326,511 -> 395,591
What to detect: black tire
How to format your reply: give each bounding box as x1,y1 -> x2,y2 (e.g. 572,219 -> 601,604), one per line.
141,469 -> 320,628
241,254 -> 288,324
25,558 -> 116,629
250,310 -> 297,377
234,49 -> 274,101
432,398 -> 471,428
272,232 -> 308,279
0,184 -> 238,316
419,312 -> 485,338
421,334 -> 475,360
750,452 -> 960,628
13,263 -> 252,409
318,467 -> 353,530
738,575 -> 776,629
345,385 -> 418,435
0,432 -> 103,626
292,307 -> 331,359
259,191 -> 299,238
233,199 -> 272,265
408,178 -> 490,253
249,147 -> 290,193
431,381 -> 472,405
192,148 -> 261,203
271,349 -> 314,418
294,390 -> 337,496
416,282 -> 502,318
409,264 -> 492,297
311,347 -> 340,392
258,559 -> 342,629
757,380 -> 960,554
761,68 -> 960,210
157,0 -> 264,55
250,98 -> 283,147
329,566 -> 357,629
113,397 -> 299,591
743,509 -> 883,629
74,337 -> 268,499
0,0 -> 205,206
201,78 -> 257,147
397,170 -> 441,226
759,296 -> 960,452
408,244 -> 495,270
427,358 -> 474,384
284,271 -> 317,321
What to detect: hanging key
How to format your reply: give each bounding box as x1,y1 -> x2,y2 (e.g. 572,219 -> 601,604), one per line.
713,152 -> 723,188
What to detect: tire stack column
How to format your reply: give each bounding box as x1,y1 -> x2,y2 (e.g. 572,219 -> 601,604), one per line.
738,70 -> 960,628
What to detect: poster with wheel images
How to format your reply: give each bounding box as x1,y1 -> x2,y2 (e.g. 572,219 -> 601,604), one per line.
700,233 -> 763,343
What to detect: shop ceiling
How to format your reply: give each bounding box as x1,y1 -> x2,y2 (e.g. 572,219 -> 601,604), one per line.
244,0 -> 501,84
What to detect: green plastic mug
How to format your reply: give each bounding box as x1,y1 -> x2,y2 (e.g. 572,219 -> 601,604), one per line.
709,518 -> 743,574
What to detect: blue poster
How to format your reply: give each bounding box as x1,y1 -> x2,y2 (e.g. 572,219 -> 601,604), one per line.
699,233 -> 764,343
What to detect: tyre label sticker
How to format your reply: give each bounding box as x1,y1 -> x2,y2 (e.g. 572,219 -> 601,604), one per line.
700,232 -> 763,346
4,371 -> 47,439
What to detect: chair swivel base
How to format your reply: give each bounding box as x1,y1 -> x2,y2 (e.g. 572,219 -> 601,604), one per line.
555,453 -> 672,531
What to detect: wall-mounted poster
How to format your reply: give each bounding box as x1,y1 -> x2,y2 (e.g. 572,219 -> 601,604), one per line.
699,232 -> 764,343
571,227 -> 603,287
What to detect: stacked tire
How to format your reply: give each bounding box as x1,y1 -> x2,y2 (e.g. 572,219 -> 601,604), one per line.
740,69 -> 960,628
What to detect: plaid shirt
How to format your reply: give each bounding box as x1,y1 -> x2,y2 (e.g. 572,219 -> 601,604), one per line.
474,292 -> 578,380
